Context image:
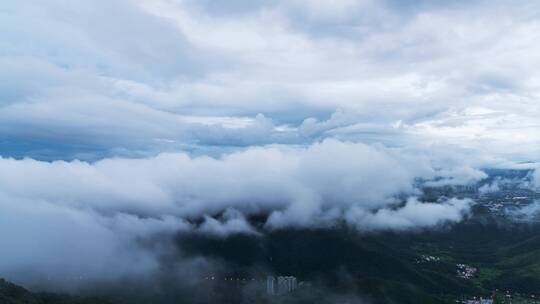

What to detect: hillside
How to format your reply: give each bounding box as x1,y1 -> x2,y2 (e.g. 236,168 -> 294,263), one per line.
0,279 -> 112,304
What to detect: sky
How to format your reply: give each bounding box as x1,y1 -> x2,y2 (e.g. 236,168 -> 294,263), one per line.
1,0 -> 539,162
1,0 -> 540,292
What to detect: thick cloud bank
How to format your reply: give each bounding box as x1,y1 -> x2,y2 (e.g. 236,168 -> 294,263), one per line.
0,140 -> 472,288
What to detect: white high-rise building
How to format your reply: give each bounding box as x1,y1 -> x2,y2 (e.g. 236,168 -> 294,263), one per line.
266,276 -> 276,295
277,276 -> 297,294
267,275 -> 298,295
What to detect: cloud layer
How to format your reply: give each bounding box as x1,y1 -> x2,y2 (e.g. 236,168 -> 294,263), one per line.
0,140 -> 474,288
0,0 -> 539,162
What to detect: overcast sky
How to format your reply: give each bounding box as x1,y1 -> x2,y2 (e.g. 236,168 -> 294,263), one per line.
1,0 -> 539,162
1,0 -> 540,291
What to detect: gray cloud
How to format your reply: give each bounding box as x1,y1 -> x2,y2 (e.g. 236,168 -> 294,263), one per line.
1,0 -> 539,162
504,199 -> 540,223
532,169 -> 540,190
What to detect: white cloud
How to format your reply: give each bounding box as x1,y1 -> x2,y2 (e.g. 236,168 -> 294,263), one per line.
198,209 -> 259,238
478,181 -> 501,195
0,139 -> 478,287
0,139 -> 432,219
345,197 -> 472,231
423,166 -> 487,187
0,193 -> 190,290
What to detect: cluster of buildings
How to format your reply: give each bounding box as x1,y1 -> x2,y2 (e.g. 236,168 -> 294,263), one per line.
462,298 -> 493,304
416,254 -> 440,264
266,276 -> 298,295
203,276 -> 256,282
457,264 -> 477,279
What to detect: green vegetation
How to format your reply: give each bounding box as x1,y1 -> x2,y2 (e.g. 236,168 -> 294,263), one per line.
5,212 -> 540,303
178,214 -> 540,303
